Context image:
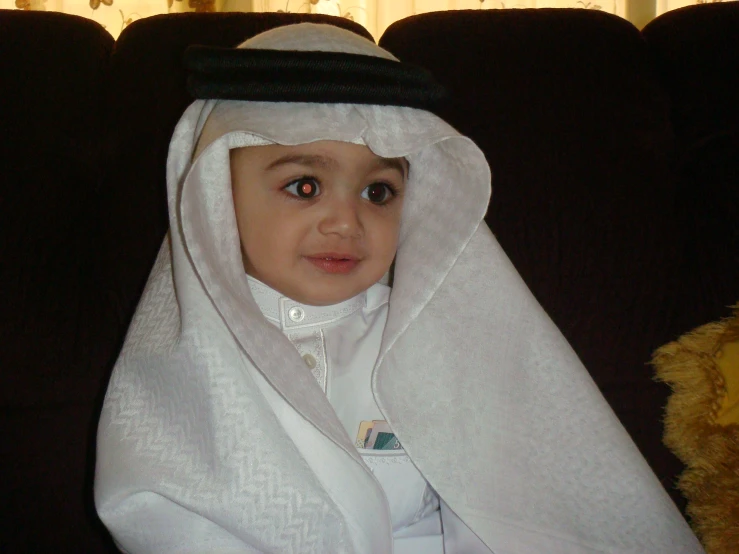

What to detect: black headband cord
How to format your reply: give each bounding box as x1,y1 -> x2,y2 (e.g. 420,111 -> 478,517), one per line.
184,46 -> 448,110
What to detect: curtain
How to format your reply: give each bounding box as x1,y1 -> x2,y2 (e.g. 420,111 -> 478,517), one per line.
656,0 -> 732,15
0,0 -> 733,39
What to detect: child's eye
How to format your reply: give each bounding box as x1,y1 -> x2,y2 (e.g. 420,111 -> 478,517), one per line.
284,177 -> 320,199
362,182 -> 396,205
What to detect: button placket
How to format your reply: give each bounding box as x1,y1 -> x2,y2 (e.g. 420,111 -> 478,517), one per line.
287,329 -> 327,393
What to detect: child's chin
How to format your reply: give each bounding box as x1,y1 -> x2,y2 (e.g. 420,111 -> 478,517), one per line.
297,285 -> 365,307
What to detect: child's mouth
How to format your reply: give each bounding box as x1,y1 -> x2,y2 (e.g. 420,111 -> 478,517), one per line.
305,254 -> 360,275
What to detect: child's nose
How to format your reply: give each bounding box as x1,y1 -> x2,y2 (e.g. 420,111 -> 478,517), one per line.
317,196 -> 362,239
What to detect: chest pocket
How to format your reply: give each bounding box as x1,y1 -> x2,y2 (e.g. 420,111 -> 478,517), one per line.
360,450 -> 439,532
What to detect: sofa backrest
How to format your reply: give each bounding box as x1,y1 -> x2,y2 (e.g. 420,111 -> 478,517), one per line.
3,5 -> 737,551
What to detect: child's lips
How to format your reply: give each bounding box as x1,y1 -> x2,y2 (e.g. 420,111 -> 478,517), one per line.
304,253 -> 361,274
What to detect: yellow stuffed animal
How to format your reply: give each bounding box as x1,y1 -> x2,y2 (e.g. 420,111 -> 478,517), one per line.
653,305 -> 739,554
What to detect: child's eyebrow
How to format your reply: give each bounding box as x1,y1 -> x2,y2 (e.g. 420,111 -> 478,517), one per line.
265,154 -> 337,172
375,157 -> 408,179
265,154 -> 408,179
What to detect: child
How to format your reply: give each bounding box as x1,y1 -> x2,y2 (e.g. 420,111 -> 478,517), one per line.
95,23 -> 703,554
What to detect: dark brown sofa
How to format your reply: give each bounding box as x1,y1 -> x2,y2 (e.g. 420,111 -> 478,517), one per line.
1,3 -> 737,551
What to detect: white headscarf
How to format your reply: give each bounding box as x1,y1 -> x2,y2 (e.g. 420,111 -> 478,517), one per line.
95,23 -> 702,554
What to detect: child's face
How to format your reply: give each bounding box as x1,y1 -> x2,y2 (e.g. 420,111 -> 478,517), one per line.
231,140 -> 407,306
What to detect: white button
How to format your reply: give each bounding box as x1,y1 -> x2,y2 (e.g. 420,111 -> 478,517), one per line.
302,353 -> 317,369
288,307 -> 305,322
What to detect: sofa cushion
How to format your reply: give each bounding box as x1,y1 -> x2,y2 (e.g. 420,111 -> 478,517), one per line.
0,9 -> 118,552
643,3 -> 739,333
643,3 -> 739,151
0,10 -> 116,407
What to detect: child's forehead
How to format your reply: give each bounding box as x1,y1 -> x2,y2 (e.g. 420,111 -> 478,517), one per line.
229,140 -> 409,177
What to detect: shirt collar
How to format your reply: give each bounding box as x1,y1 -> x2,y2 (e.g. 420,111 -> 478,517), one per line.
247,275 -> 367,330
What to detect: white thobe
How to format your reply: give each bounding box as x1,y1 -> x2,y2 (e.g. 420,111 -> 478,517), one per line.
247,276 -> 444,554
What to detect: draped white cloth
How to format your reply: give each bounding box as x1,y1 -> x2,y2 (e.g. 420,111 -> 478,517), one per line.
94,22 -> 703,554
